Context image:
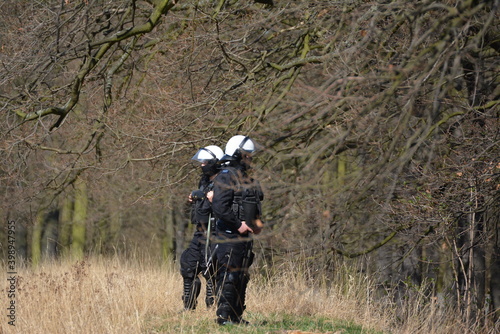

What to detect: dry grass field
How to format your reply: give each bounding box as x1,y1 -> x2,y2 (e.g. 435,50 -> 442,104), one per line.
1,256 -> 468,334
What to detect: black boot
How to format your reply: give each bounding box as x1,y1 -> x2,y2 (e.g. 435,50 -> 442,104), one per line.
205,277 -> 215,308
216,276 -> 238,324
182,277 -> 201,310
232,273 -> 249,323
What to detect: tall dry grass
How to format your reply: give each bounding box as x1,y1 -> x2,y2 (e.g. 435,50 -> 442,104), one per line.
1,255 -> 477,334
2,257 -> 180,334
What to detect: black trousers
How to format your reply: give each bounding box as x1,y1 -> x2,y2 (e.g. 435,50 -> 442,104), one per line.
180,230 -> 215,309
212,231 -> 254,321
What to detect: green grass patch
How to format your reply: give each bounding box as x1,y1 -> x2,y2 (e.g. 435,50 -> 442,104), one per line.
150,312 -> 385,334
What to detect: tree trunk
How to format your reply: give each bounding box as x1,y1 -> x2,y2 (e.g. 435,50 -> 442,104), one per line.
59,196 -> 73,258
41,211 -> 58,260
472,212 -> 486,323
70,177 -> 88,260
15,219 -> 28,262
94,218 -> 108,255
31,211 -> 44,266
163,206 -> 175,262
109,201 -> 123,252
489,203 -> 500,321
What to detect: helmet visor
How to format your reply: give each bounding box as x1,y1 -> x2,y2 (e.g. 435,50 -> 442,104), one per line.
191,147 -> 218,164
239,136 -> 260,154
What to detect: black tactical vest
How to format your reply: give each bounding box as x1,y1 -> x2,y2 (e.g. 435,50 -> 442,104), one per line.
224,167 -> 263,223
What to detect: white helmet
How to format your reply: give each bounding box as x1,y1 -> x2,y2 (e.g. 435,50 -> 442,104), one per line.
223,135 -> 257,160
191,145 -> 224,163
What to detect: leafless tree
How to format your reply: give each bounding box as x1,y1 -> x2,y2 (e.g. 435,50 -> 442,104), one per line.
1,0 -> 498,329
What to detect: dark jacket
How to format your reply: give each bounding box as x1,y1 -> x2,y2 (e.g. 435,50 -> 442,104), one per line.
212,166 -> 263,233
191,177 -> 214,226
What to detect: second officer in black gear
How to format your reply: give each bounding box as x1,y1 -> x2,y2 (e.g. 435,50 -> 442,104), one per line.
211,135 -> 264,325
180,145 -> 224,310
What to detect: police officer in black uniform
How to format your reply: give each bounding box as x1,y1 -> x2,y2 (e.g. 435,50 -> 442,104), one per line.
180,145 -> 224,310
211,135 -> 264,325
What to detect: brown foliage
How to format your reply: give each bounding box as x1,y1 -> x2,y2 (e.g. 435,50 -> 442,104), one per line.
1,0 -> 499,329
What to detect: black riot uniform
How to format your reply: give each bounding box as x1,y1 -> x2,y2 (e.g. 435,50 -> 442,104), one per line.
179,174 -> 218,310
211,162 -> 264,324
